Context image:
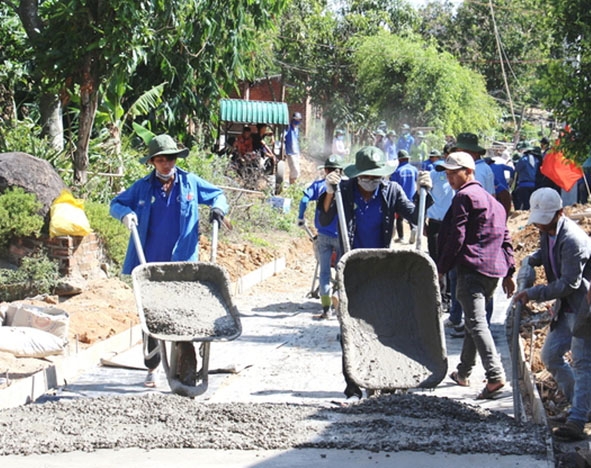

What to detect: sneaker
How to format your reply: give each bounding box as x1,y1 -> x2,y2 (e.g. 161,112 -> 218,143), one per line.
450,330 -> 465,338
553,420 -> 586,441
443,318 -> 461,328
144,371 -> 157,388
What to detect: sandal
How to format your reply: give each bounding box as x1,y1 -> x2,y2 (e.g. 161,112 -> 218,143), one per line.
476,381 -> 505,400
449,371 -> 470,387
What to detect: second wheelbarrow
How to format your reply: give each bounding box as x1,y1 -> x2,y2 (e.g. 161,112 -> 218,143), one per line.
336,248 -> 447,390
130,220 -> 242,397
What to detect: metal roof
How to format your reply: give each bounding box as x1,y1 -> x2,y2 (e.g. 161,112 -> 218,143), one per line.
220,99 -> 289,125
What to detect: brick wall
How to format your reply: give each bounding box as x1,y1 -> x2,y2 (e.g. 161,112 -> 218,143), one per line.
8,233 -> 105,280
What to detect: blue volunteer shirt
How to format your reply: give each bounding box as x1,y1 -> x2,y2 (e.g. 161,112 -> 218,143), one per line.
144,179 -> 181,262
298,179 -> 338,238
352,184 -> 383,249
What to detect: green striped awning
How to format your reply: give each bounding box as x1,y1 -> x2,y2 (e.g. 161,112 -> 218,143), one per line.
220,99 -> 289,125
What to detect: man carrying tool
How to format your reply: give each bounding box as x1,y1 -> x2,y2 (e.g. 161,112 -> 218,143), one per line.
513,188 -> 591,441
319,146 -> 432,402
110,133 -> 229,388
297,155 -> 343,320
436,151 -> 515,400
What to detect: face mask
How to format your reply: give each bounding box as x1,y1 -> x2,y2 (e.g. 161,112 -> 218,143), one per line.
358,177 -> 381,192
337,135 -> 344,141
156,166 -> 176,181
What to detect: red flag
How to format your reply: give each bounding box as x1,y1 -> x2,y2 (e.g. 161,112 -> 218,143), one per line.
540,150 -> 583,191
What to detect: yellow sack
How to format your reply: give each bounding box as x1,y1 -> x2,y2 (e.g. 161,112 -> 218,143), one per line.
49,189 -> 92,238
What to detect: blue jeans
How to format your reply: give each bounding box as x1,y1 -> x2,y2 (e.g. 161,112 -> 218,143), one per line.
455,266 -> 504,383
316,233 -> 341,305
541,312 -> 591,424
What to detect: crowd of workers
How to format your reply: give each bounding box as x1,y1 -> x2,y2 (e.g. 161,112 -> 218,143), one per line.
107,125 -> 591,444
298,125 -> 591,442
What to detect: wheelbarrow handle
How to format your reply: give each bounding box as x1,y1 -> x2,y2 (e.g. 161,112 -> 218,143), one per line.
415,186 -> 427,251
335,183 -> 351,254
211,219 -> 219,263
130,223 -> 147,265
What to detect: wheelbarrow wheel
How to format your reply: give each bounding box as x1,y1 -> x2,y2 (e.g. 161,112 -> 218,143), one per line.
175,342 -> 198,387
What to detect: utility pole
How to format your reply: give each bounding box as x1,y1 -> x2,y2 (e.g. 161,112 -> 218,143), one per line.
489,0 -> 518,142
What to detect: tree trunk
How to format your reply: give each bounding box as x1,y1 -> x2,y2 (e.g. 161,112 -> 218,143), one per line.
40,93 -> 64,151
324,117 -> 336,155
74,58 -> 99,185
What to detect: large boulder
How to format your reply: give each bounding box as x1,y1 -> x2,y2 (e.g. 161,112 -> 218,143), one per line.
0,152 -> 66,218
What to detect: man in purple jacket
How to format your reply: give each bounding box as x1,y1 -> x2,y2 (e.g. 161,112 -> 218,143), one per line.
436,151 -> 516,400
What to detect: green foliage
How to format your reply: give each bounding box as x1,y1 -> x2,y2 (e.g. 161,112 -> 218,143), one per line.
0,187 -> 44,250
417,0 -> 553,106
353,32 -> 500,134
0,117 -> 66,165
0,251 -> 59,300
84,201 -> 129,273
538,0 -> 591,163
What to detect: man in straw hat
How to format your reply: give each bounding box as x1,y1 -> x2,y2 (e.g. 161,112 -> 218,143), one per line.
297,155 -> 344,320
436,151 -> 515,400
514,188 -> 591,441
319,146 -> 432,402
110,133 -> 228,388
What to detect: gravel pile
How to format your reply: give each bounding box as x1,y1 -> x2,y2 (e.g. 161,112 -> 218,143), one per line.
0,393 -> 548,457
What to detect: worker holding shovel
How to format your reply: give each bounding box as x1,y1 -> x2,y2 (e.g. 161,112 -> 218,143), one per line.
319,145 -> 432,402
297,155 -> 344,320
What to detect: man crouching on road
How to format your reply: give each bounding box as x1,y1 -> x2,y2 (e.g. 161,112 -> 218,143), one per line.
514,188 -> 591,442
436,152 -> 516,400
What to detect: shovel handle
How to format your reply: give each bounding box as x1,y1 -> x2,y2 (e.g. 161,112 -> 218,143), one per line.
130,223 -> 147,265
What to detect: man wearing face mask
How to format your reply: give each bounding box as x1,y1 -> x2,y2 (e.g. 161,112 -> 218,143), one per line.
110,133 -> 228,388
320,146 -> 432,252
319,146 -> 432,402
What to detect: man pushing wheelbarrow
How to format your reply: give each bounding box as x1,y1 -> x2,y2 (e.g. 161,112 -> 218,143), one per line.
318,146 -> 444,404
110,134 -> 239,394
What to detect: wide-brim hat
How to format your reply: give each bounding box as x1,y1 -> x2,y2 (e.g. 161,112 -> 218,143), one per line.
317,154 -> 344,170
344,146 -> 395,178
140,134 -> 190,164
451,132 -> 486,155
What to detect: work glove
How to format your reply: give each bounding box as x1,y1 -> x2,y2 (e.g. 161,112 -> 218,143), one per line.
209,207 -> 225,224
325,171 -> 341,194
297,218 -> 306,228
122,212 -> 138,231
418,171 -> 432,191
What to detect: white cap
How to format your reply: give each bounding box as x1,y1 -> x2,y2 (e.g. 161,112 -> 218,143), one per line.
528,188 -> 562,225
435,151 -> 475,172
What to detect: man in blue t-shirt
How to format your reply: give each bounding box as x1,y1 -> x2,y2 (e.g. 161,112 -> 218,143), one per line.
297,155 -> 343,320
391,150 -> 418,243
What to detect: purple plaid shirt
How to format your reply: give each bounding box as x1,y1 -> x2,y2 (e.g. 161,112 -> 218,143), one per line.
437,180 -> 515,278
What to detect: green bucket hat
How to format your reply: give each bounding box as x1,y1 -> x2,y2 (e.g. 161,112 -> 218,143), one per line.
317,154 -> 344,170
140,134 -> 190,164
344,146 -> 395,178
451,132 -> 486,155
